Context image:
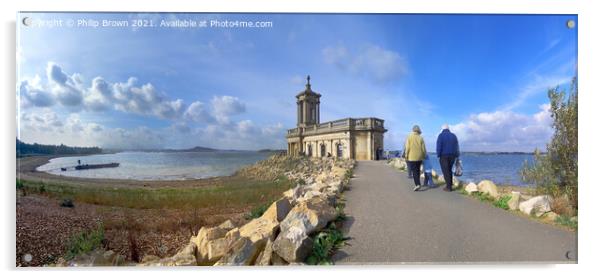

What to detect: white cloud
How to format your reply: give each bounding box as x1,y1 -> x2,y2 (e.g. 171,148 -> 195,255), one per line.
46,62 -> 68,85
17,62 -> 288,150
19,80 -> 55,107
323,44 -> 408,83
84,77 -> 113,111
211,95 -> 246,124
184,101 -> 215,123
46,63 -> 84,107
450,104 -> 553,152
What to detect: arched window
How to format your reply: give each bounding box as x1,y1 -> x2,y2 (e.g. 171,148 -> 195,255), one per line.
307,144 -> 313,157
336,143 -> 343,158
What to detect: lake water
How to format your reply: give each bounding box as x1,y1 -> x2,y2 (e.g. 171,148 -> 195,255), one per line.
38,151 -> 535,186
421,153 -> 535,186
37,151 -> 274,180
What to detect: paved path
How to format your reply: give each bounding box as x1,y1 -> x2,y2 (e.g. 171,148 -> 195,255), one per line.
333,161 -> 577,264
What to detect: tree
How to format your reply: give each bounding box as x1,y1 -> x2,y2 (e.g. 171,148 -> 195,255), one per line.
521,77 -> 578,209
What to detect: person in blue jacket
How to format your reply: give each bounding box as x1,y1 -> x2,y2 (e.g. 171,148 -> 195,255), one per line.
436,124 -> 460,192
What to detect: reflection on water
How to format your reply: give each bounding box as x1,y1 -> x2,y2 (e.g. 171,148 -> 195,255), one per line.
37,151 -> 274,180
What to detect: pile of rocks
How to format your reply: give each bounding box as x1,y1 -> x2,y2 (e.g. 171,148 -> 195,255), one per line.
464,180 -> 561,219
137,155 -> 355,266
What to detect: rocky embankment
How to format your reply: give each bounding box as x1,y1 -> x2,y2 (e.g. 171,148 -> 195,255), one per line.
54,154 -> 355,266
388,158 -> 576,225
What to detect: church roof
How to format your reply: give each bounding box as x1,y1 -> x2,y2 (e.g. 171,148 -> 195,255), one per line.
296,75 -> 321,98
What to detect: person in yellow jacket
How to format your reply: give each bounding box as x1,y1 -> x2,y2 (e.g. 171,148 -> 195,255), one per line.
404,125 -> 427,191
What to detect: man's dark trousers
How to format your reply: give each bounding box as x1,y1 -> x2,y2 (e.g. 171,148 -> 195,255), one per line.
439,156 -> 455,190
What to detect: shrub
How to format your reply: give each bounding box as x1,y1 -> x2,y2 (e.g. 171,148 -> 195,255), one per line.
335,200 -> 346,222
305,223 -> 347,265
60,199 -> 74,208
64,224 -> 105,260
38,183 -> 46,193
521,77 -> 578,210
494,195 -> 512,210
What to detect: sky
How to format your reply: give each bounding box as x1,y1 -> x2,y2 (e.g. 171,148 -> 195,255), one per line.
16,13 -> 577,152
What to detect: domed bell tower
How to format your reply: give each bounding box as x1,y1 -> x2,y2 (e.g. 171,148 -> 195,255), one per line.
296,75 -> 321,128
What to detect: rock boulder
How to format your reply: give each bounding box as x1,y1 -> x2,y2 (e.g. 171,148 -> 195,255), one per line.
239,216 -> 280,243
508,191 -> 521,210
477,180 -> 500,199
464,182 -> 478,194
261,198 -> 292,223
519,195 -> 552,217
273,196 -> 337,262
214,237 -> 266,265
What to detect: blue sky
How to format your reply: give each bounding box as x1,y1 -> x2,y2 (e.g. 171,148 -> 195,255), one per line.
17,13 -> 577,151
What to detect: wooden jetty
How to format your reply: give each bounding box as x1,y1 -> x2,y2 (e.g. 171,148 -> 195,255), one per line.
74,162 -> 120,170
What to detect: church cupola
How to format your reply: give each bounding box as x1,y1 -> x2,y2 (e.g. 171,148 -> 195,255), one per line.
296,75 -> 321,127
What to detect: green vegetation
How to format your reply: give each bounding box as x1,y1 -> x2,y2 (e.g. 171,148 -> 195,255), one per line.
244,200 -> 273,220
305,223 -> 347,265
471,191 -> 495,203
342,169 -> 354,189
494,195 -> 512,210
521,77 -> 578,211
16,139 -> 102,157
19,175 -> 295,210
335,199 -> 346,222
554,215 -> 578,230
65,224 -> 105,260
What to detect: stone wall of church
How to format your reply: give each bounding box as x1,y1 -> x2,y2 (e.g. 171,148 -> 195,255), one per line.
287,130 -> 385,161
298,132 -> 351,159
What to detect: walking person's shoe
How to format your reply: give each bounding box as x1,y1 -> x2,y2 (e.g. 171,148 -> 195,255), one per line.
413,185 -> 421,191
443,187 -> 451,192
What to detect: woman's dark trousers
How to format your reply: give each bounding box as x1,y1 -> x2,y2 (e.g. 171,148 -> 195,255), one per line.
439,156 -> 455,190
407,161 -> 422,186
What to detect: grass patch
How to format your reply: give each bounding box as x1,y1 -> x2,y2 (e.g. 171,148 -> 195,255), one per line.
470,191 -> 495,203
20,175 -> 295,210
305,223 -> 348,265
64,224 -> 105,260
493,195 -> 512,210
555,214 -> 578,230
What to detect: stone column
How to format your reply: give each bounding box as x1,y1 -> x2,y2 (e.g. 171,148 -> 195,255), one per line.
297,102 -> 301,125
317,103 -> 320,124
301,102 -> 306,125
367,131 -> 375,160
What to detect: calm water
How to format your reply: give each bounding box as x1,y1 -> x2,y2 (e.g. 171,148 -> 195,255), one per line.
389,152 -> 536,186
37,151 -> 274,180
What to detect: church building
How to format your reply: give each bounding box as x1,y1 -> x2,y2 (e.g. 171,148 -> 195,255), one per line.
286,76 -> 387,160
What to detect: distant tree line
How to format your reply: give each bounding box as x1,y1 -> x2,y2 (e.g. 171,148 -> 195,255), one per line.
16,139 -> 102,157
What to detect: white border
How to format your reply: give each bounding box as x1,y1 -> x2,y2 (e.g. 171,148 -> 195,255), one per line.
2,1 -> 601,279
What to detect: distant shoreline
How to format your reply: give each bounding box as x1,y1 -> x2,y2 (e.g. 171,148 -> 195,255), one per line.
17,155 -> 238,189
